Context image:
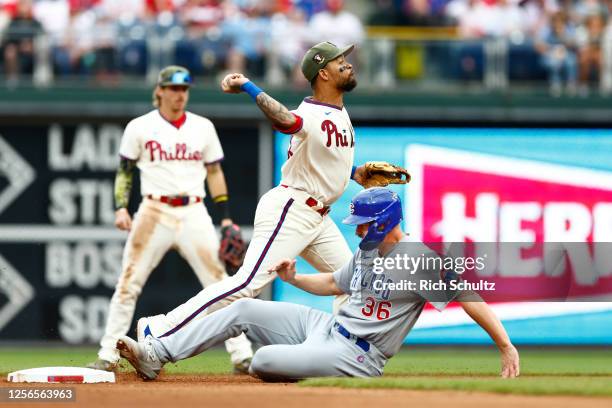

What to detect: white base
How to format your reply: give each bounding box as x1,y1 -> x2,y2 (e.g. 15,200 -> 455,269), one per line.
7,367 -> 115,383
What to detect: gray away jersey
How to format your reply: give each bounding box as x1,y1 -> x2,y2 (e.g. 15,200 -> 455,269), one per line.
332,236 -> 457,358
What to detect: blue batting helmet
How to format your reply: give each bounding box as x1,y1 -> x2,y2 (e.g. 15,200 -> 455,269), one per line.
342,187 -> 403,250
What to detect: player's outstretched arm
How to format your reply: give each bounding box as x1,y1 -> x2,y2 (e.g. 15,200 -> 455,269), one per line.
114,157 -> 136,231
459,298 -> 520,378
221,73 -> 297,130
268,259 -> 345,296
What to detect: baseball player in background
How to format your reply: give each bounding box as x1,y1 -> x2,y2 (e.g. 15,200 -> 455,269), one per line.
134,41 -> 402,343
116,188 -> 520,381
87,66 -> 253,373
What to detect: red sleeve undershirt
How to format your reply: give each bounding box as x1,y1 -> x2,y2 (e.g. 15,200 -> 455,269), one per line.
273,113 -> 303,135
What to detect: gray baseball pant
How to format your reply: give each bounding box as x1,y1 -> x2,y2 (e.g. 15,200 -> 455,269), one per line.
151,298 -> 384,380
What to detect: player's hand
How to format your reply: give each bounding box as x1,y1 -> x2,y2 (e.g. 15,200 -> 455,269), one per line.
352,165 -> 367,186
114,208 -> 132,231
268,258 -> 297,283
220,218 -> 233,227
499,344 -> 520,378
221,73 -> 250,94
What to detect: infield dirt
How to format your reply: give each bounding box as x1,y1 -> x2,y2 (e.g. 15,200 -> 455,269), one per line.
2,374 -> 612,408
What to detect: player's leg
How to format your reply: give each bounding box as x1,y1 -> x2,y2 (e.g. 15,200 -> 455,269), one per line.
141,188 -> 322,339
300,216 -> 353,312
249,342 -> 375,381
150,299 -> 315,363
174,205 -> 253,368
95,200 -> 175,365
249,316 -> 380,380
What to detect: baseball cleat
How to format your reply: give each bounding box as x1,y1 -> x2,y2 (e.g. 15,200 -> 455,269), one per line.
86,358 -> 116,372
232,358 -> 252,375
116,336 -> 162,380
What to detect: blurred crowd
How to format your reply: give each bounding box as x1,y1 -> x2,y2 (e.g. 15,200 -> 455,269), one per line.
449,0 -> 612,95
0,0 -> 364,85
1,0 -> 611,94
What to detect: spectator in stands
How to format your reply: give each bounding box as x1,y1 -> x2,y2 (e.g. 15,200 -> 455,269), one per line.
1,0 -> 43,84
289,0 -> 327,19
31,0 -> 71,76
32,0 -> 70,45
576,12 -> 605,94
90,2 -> 120,81
456,0 -> 526,39
573,0 -> 605,21
401,0 -> 453,26
178,0 -> 226,74
181,0 -> 224,38
63,2 -> 96,75
308,0 -> 364,47
144,0 -> 175,19
269,5 -> 309,85
0,0 -> 18,33
222,0 -> 275,76
523,0 -> 560,38
535,11 -> 578,96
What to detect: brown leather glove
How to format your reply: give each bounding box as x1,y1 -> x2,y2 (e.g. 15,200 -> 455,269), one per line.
361,161 -> 411,188
219,224 -> 247,276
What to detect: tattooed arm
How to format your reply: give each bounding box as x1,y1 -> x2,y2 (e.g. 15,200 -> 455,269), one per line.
221,73 -> 297,130
114,157 -> 136,231
254,92 -> 297,130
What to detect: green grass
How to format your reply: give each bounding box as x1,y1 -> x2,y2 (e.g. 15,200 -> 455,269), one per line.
383,348 -> 612,376
302,348 -> 612,396
1,347 -> 611,396
301,376 -> 612,397
0,347 -> 233,376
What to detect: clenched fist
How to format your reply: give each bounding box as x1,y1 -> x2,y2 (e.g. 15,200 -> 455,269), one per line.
221,73 -> 250,94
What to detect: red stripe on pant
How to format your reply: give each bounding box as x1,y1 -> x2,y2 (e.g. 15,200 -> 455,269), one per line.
159,198 -> 295,338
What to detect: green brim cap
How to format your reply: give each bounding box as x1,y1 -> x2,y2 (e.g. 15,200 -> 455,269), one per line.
158,65 -> 192,87
301,42 -> 355,82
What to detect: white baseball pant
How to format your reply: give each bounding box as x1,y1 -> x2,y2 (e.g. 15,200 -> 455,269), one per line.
98,198 -> 253,364
143,186 -> 353,341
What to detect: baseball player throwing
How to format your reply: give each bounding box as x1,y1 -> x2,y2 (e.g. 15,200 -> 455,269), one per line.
134,42 -> 407,343
117,188 -> 520,380
87,66 -> 253,373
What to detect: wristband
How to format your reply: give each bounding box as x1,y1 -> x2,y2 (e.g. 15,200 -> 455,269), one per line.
350,165 -> 357,180
213,194 -> 231,219
240,81 -> 263,101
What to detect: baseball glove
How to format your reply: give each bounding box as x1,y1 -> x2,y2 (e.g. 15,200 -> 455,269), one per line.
219,224 -> 247,276
361,161 -> 411,189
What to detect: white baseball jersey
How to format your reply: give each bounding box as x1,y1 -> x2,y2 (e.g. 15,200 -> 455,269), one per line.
279,97 -> 355,206
119,110 -> 224,197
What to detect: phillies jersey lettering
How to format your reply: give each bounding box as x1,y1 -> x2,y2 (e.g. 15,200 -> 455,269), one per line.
279,98 -> 356,206
144,141 -> 204,162
119,110 -> 224,197
322,120 -> 355,148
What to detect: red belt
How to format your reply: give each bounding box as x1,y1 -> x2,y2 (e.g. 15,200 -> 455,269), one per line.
147,195 -> 202,207
281,185 -> 330,216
